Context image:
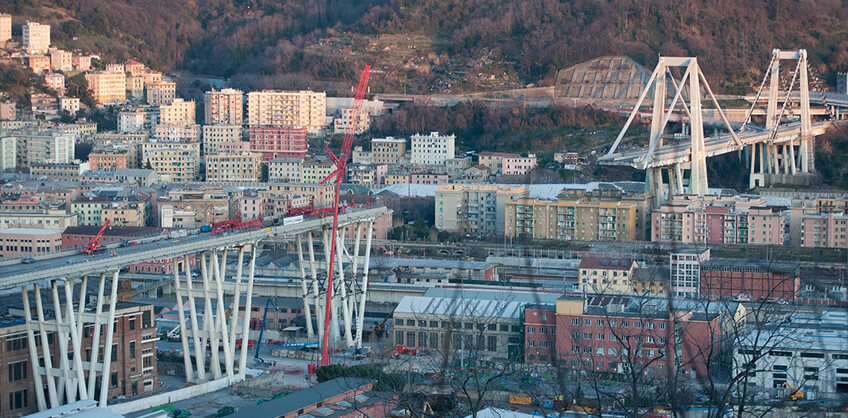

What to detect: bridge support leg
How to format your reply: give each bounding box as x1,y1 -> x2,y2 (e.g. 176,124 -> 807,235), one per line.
688,59 -> 708,196
238,245 -> 257,378
228,247 -> 245,374
296,234 -> 314,338
21,285 -> 48,411
356,221 -> 374,348
183,257 -> 206,382
211,250 -> 233,378
307,232 -> 324,348
98,271 -> 120,407
172,257 -> 194,382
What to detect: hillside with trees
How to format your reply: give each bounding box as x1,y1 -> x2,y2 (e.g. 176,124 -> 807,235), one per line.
4,0 -> 848,93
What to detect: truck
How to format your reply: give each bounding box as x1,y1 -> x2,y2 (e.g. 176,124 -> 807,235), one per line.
200,225 -> 212,233
509,395 -> 532,406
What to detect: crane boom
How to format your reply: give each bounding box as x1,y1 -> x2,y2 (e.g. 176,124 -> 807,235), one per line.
320,65 -> 370,367
82,220 -> 111,255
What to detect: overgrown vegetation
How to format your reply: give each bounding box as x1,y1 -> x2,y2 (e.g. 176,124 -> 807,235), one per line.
315,364 -> 405,391
5,1 -> 848,93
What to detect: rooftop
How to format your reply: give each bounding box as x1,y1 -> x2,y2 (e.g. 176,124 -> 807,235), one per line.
230,377 -> 375,418
579,257 -> 635,270
0,228 -> 64,235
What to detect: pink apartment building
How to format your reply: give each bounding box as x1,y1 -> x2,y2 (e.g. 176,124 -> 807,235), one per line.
502,154 -> 537,176
652,195 -> 783,245
0,228 -> 63,258
801,211 -> 848,248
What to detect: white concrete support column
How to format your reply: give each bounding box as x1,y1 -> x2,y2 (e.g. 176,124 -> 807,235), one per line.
335,228 -> 354,348
51,281 -> 73,403
788,141 -> 797,175
799,50 -> 814,173
183,256 -> 206,382
212,250 -> 234,377
34,283 -> 60,408
296,234 -> 314,338
307,232 -> 324,345
689,60 -> 708,196
238,245 -> 258,378
649,167 -> 664,207
228,247 -> 245,370
767,51 -> 780,130
349,224 -> 363,329
200,252 -> 221,379
87,274 -> 106,398
64,278 -> 88,401
98,271 -> 120,407
356,221 -> 374,347
172,258 -> 194,382
21,285 -> 48,411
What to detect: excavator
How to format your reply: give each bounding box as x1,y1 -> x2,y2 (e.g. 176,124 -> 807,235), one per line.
81,220 -> 111,255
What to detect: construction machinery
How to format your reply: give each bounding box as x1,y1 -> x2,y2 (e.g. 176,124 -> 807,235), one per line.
81,220 -> 111,255
781,382 -> 805,401
254,298 -> 280,364
319,64 -> 371,366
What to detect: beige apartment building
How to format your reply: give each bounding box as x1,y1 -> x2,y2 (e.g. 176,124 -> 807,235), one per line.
268,183 -> 335,208
0,130 -> 75,169
59,96 -> 80,115
0,209 -> 77,230
154,123 -> 200,142
246,90 -> 326,131
371,137 -> 407,164
159,98 -> 195,124
86,71 -> 127,106
49,48 -> 73,71
29,161 -> 82,180
119,107 -> 159,133
435,184 -> 528,236
333,108 -> 370,134
23,21 -> 50,54
801,211 -> 848,249
0,14 -> 10,43
205,152 -> 262,183
268,157 -> 303,182
578,257 -> 638,294
73,54 -> 91,71
202,124 -> 242,155
505,197 -> 638,242
141,141 -> 200,182
27,54 -> 49,74
410,132 -> 455,166
146,80 -> 176,106
126,73 -> 145,99
204,88 -> 244,125
124,60 -> 145,75
300,160 -> 335,183
159,187 -> 231,226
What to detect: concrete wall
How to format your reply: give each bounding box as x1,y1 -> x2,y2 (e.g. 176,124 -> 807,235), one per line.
108,376 -> 241,415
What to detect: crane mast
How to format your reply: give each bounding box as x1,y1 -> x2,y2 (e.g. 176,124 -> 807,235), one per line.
319,65 -> 371,366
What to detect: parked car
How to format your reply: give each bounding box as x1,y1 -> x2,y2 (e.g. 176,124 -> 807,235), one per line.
21,257 -> 35,264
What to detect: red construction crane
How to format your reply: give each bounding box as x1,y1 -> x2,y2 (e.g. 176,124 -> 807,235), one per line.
319,65 -> 370,366
81,219 -> 111,255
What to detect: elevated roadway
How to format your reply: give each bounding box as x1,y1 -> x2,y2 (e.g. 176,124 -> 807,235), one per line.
598,121 -> 833,169
0,207 -> 391,291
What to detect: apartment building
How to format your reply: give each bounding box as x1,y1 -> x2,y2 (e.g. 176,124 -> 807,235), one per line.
0,14 -> 10,43
27,54 -> 49,74
0,209 -> 77,231
124,60 -> 145,75
43,73 -> 65,93
505,197 -> 638,242
502,154 -> 536,175
478,151 -> 517,174
652,195 -> 784,245
445,156 -> 472,178
267,183 -> 335,208
29,161 -> 83,180
205,152 -> 262,183
202,124 -> 242,156
22,21 -> 50,54
247,126 -> 308,160
371,137 -> 407,164
146,80 -> 176,106
204,88 -> 244,125
268,158 -> 303,183
800,211 -> 848,249
0,228 -> 63,257
0,130 -> 75,169
300,160 -> 335,183
410,172 -> 448,185
71,195 -> 149,226
346,163 -> 384,185
578,257 -> 638,294
159,187 -> 231,226
0,302 -> 158,416
333,108 -> 370,134
410,132 -> 455,166
159,98 -> 195,124
58,96 -> 80,115
49,48 -> 72,71
141,141 -> 200,182
154,123 -> 200,142
554,295 -> 720,379
73,54 -> 91,71
246,90 -> 326,131
435,184 -> 528,236
125,73 -> 145,99
89,151 -> 129,171
119,107 -> 159,133
0,101 -> 15,120
86,71 -> 127,106
669,248 -> 711,298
